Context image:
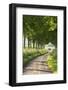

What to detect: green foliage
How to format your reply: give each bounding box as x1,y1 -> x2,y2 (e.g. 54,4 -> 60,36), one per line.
23,15 -> 57,47
23,15 -> 57,68
47,50 -> 57,72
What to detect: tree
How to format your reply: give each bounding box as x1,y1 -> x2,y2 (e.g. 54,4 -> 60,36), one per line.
23,15 -> 57,48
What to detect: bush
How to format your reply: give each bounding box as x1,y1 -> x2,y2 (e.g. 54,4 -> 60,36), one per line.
47,49 -> 57,73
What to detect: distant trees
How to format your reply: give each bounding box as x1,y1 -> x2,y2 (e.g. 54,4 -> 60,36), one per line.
23,15 -> 57,48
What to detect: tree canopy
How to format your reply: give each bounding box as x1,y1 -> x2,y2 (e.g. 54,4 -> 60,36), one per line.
23,15 -> 57,48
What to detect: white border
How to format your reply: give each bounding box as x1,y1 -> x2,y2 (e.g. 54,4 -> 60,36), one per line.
16,7 -> 64,83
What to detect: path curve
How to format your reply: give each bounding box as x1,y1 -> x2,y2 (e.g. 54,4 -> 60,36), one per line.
23,53 -> 52,75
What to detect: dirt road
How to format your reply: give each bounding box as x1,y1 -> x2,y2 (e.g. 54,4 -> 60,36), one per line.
23,53 -> 52,75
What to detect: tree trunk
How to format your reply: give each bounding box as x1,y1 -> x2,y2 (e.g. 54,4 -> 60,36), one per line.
38,43 -> 39,49
36,42 -> 38,49
28,38 -> 30,48
24,36 -> 25,48
33,40 -> 35,48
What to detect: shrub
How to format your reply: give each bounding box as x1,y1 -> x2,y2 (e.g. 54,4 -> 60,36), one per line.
47,49 -> 57,73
